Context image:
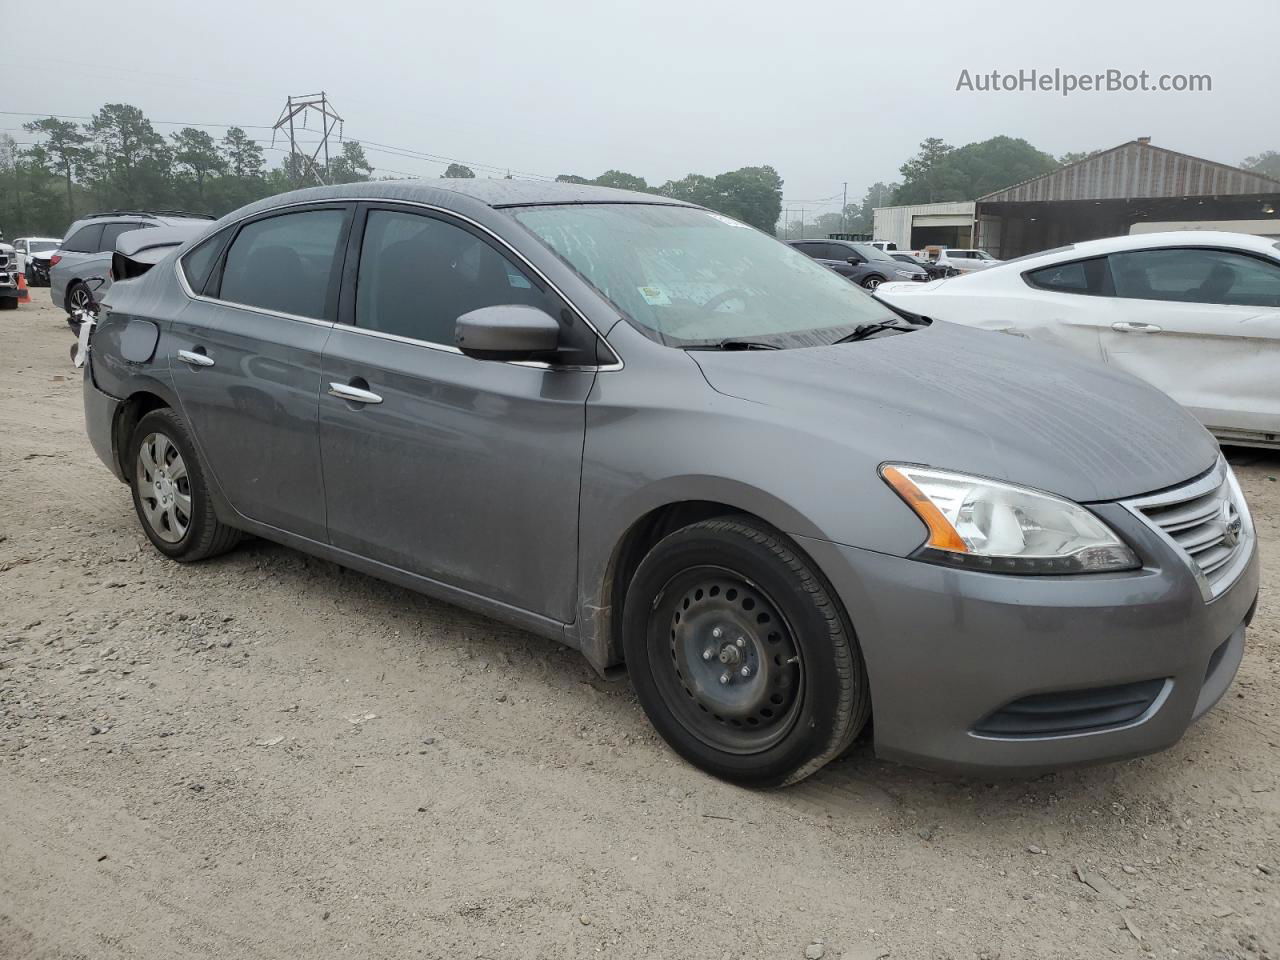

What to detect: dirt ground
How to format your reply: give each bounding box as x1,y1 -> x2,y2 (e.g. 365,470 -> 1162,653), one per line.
1,293 -> 1277,960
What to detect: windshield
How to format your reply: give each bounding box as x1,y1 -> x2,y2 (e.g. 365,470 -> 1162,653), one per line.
512,204 -> 899,346
29,240 -> 59,253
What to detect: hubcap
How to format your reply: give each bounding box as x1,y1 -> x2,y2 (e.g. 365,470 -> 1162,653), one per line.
135,432 -> 191,543
654,568 -> 804,754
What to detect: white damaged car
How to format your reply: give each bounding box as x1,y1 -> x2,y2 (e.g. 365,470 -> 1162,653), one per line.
876,232 -> 1280,449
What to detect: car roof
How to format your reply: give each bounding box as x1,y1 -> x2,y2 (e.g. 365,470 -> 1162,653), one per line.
67,212 -> 211,232
192,178 -> 699,242
244,178 -> 691,212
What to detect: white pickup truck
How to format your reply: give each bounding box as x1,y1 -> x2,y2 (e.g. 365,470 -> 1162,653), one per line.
0,238 -> 20,310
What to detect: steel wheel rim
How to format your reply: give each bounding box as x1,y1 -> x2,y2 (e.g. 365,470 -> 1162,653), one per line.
650,566 -> 805,755
135,432 -> 191,543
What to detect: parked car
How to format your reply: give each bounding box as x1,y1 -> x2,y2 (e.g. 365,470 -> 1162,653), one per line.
0,238 -> 17,310
80,181 -> 1258,787
66,223 -> 209,335
890,251 -> 954,280
11,236 -> 62,285
876,232 -> 1280,449
51,211 -> 213,320
790,238 -> 929,289
932,247 -> 1001,273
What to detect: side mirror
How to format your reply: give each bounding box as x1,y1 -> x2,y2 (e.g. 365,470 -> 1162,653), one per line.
455,304 -> 561,362
847,256 -> 864,265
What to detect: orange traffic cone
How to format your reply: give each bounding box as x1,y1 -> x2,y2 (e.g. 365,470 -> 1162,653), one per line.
16,272 -> 31,304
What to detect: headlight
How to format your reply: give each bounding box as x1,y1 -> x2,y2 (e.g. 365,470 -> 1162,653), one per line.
893,269 -> 913,278
881,464 -> 1140,574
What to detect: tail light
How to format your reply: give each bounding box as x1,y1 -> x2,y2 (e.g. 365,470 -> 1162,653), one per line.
50,254 -> 62,267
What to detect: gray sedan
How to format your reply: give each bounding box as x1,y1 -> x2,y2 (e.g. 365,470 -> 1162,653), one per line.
80,180 -> 1259,786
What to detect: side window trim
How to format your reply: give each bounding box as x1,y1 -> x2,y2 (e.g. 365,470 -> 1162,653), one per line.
204,202 -> 354,324
338,200 -> 614,368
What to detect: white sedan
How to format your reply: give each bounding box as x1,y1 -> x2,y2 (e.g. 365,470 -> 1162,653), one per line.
876,232 -> 1280,449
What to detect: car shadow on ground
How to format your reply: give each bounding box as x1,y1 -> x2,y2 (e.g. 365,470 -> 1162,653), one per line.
181,514 -> 1252,843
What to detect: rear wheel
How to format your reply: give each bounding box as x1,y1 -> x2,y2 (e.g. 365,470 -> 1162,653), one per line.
67,281 -> 93,316
623,517 -> 870,787
129,408 -> 241,562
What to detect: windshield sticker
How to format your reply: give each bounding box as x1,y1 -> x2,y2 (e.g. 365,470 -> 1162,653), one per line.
637,285 -> 672,306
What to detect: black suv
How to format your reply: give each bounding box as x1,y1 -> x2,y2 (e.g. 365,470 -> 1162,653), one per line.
789,239 -> 929,290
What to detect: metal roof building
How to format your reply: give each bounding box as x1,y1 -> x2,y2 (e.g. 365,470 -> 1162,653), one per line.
974,138 -> 1280,258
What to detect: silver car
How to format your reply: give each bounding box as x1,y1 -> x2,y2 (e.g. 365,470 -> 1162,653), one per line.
51,211 -> 212,319
80,180 -> 1259,786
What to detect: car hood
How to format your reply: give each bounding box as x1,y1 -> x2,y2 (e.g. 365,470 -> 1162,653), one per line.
689,321 -> 1218,503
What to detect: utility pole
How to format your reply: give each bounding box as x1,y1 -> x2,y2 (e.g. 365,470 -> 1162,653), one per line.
272,92 -> 344,186
841,181 -> 848,234
799,207 -> 805,239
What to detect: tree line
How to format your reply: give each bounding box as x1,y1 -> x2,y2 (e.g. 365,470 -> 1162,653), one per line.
0,103 -> 377,237
4,103 -> 1276,242
0,102 -> 785,239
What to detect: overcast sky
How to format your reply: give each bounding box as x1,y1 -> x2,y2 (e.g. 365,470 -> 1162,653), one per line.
6,0 -> 1277,217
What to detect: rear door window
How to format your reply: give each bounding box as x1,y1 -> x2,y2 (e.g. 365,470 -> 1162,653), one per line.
62,223 -> 104,253
179,231 -> 227,295
216,208 -> 348,319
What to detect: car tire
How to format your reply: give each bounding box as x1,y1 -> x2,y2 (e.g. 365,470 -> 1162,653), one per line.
622,517 -> 871,787
66,281 -> 94,316
128,408 -> 241,562
861,275 -> 886,290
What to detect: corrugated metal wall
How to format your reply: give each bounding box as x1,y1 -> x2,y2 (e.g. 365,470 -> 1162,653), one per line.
981,142 -> 1280,203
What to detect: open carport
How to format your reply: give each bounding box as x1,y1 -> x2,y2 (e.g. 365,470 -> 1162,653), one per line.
974,138 -> 1280,259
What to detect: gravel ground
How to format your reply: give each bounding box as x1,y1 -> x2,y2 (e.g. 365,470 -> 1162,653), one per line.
2,293 -> 1278,960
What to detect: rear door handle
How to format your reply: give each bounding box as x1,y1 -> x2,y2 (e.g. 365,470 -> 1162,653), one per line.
177,348 -> 215,367
1111,321 -> 1163,333
327,382 -> 383,405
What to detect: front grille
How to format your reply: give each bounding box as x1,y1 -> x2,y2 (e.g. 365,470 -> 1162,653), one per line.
0,253 -> 9,268
973,678 -> 1166,737
1127,458 -> 1251,598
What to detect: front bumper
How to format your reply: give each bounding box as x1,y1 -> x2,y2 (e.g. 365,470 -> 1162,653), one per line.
27,260 -> 51,284
798,503 -> 1259,776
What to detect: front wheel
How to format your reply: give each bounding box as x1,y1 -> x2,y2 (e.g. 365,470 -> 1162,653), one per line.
861,275 -> 885,290
623,518 -> 871,787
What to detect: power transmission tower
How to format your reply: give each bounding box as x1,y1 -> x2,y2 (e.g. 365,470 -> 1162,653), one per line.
272,92 -> 344,186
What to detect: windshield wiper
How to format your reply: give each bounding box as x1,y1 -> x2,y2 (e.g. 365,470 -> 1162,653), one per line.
830,320 -> 907,344
685,338 -> 781,351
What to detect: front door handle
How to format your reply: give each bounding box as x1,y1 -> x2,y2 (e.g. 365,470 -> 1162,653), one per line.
177,348 -> 215,367
327,382 -> 383,405
1111,321 -> 1163,333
